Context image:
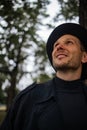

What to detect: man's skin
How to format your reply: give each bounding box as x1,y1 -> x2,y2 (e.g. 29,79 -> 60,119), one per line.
52,34 -> 87,81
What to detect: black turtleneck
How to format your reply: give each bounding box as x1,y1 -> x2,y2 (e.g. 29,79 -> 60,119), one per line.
54,77 -> 87,129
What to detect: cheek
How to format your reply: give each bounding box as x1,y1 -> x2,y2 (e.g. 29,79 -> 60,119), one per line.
72,51 -> 83,62
52,50 -> 56,58
68,48 -> 82,62
71,46 -> 81,56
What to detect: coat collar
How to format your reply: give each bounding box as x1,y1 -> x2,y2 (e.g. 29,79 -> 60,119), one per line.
34,78 -> 56,104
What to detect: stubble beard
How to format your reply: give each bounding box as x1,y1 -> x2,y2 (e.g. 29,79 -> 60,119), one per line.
53,60 -> 80,73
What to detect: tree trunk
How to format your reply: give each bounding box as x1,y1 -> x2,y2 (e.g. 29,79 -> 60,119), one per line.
6,70 -> 17,111
79,0 -> 87,29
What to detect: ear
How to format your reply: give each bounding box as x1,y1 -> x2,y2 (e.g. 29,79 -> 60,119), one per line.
82,52 -> 87,63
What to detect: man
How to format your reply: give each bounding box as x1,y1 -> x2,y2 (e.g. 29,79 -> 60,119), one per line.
0,23 -> 87,130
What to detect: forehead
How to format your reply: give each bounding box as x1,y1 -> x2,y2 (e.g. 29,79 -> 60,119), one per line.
56,34 -> 81,42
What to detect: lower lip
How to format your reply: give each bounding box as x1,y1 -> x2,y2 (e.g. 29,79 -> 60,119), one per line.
57,55 -> 66,59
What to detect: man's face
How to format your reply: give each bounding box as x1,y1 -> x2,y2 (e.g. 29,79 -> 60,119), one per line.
52,34 -> 86,72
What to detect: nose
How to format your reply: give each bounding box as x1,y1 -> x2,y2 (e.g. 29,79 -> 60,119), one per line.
56,42 -> 65,51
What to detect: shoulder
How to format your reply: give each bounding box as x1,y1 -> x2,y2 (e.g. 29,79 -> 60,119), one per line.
13,79 -> 54,105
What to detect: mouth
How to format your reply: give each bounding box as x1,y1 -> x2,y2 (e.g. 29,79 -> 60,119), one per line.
57,53 -> 68,59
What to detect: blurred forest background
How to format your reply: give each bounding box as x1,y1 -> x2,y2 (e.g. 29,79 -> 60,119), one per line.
0,0 -> 87,123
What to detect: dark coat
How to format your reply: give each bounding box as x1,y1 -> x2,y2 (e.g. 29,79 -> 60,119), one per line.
0,78 -> 87,130
0,79 -> 64,130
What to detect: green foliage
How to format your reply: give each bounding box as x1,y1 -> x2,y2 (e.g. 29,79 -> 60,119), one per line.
0,0 -> 50,84
34,73 -> 52,83
0,0 -> 52,107
56,0 -> 79,21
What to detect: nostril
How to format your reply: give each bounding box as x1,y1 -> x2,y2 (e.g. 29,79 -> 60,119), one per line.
57,45 -> 64,51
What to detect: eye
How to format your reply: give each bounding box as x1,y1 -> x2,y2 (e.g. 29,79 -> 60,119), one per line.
54,42 -> 59,48
66,40 -> 74,45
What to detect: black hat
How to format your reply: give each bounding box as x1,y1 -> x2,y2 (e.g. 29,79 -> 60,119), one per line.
46,23 -> 87,80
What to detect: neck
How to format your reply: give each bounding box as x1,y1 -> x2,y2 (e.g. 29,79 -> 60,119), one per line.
56,68 -> 82,81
